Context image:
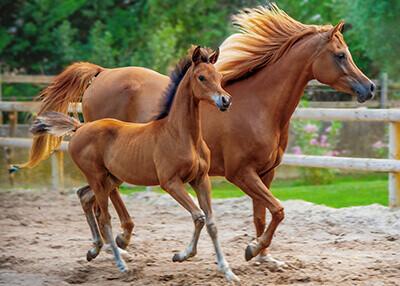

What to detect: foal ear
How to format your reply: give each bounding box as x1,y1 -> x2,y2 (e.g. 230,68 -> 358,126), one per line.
192,46 -> 202,65
329,21 -> 345,39
209,48 -> 220,64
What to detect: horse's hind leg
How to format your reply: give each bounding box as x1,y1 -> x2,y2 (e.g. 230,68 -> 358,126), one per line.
109,187 -> 134,249
160,178 -> 205,262
77,185 -> 103,261
190,174 -> 239,282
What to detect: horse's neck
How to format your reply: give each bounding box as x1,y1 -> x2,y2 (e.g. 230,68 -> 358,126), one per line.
166,76 -> 202,147
241,35 -> 318,130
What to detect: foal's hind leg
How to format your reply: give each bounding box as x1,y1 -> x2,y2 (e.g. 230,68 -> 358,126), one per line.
160,178 -> 205,262
109,187 -> 134,249
78,185 -> 131,255
90,180 -> 128,272
77,185 -> 103,261
190,174 -> 239,282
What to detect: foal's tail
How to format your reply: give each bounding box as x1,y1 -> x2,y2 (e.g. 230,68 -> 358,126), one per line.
30,112 -> 83,138
18,62 -> 104,168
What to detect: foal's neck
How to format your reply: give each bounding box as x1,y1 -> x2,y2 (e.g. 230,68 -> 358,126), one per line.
165,74 -> 202,148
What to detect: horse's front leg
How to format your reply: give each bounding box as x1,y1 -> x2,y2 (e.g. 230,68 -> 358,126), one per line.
228,168 -> 284,262
161,178 -> 205,262
190,174 -> 239,282
250,170 -> 286,266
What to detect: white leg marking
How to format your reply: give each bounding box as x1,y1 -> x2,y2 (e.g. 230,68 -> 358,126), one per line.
103,244 -> 130,259
257,253 -> 287,268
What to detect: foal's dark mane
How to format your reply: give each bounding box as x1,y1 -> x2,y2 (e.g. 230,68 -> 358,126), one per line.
152,47 -> 212,121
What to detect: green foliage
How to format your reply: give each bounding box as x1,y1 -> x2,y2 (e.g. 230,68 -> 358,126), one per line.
339,0 -> 400,78
1,0 -> 399,101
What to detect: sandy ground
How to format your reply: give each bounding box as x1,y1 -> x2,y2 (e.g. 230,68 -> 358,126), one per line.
0,188 -> 399,286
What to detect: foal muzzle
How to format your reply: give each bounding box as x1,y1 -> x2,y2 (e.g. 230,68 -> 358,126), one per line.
212,94 -> 232,111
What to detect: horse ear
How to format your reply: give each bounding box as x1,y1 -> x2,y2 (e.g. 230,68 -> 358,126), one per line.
330,21 -> 345,39
192,46 -> 202,65
209,48 -> 220,64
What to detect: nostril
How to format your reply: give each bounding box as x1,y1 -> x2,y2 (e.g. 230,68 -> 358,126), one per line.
221,96 -> 228,105
370,83 -> 375,93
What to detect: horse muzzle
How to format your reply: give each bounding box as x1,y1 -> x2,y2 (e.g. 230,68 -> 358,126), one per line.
352,81 -> 375,103
212,94 -> 232,111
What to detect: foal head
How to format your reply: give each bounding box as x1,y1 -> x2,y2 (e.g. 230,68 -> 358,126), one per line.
311,22 -> 375,103
190,46 -> 231,111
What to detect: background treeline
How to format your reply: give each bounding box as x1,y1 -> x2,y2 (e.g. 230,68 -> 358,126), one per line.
0,0 -> 399,100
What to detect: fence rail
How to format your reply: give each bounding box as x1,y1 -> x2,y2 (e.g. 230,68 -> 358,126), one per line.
0,101 -> 399,209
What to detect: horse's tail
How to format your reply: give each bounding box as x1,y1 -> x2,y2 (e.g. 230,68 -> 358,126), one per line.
18,62 -> 103,168
30,111 -> 83,137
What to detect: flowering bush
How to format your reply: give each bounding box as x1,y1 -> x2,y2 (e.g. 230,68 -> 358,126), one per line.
291,119 -> 343,185
372,140 -> 389,158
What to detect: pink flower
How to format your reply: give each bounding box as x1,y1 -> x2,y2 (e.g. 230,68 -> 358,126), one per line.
320,135 -> 328,143
324,150 -> 339,157
292,146 -> 302,155
304,124 -> 318,133
372,141 -> 388,149
325,126 -> 332,133
309,138 -> 319,146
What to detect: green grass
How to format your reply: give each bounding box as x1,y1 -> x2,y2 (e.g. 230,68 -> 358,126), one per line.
119,173 -> 389,208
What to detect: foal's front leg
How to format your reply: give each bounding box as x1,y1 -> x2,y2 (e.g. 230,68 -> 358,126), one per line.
161,178 -> 205,262
190,174 -> 239,282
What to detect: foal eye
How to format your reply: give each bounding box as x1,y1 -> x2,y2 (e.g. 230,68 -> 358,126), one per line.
198,75 -> 205,82
336,52 -> 346,61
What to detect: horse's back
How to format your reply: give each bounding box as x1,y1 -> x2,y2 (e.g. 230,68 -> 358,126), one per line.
82,66 -> 170,123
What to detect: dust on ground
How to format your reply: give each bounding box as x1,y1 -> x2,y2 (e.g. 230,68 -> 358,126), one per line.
0,188 -> 399,285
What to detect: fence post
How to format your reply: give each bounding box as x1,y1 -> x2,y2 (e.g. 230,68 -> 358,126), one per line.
6,111 -> 17,185
389,121 -> 400,210
0,71 -> 2,124
51,150 -> 64,190
380,73 -> 388,109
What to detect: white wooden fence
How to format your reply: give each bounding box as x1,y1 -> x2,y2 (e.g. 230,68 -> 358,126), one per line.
0,102 -> 399,209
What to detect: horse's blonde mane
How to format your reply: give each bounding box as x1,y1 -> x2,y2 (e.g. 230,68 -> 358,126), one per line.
216,4 -> 333,84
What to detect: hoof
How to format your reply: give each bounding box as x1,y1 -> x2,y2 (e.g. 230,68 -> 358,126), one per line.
116,234 -> 129,250
172,253 -> 181,263
86,251 -> 94,262
118,263 -> 128,273
245,244 -> 255,261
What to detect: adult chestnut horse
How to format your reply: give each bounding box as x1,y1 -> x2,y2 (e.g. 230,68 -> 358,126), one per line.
29,47 -> 238,281
22,5 -> 374,263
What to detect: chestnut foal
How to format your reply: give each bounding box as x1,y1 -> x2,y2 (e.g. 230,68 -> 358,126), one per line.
30,47 -> 238,281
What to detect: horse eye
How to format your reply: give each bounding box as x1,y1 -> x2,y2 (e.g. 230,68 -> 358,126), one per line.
336,52 -> 346,61
198,75 -> 205,82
